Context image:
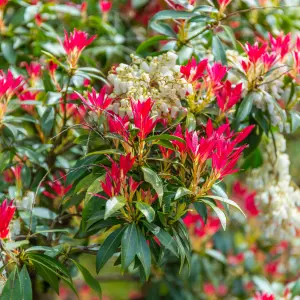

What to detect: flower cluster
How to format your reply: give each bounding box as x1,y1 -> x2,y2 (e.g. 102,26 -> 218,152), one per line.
247,133 -> 300,240
227,33 -> 300,132
107,51 -> 192,118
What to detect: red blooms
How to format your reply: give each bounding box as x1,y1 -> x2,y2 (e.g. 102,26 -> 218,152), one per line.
62,29 -> 97,68
216,80 -> 243,112
184,212 -> 220,237
0,69 -> 23,100
207,63 -> 227,90
131,98 -> 158,140
244,42 -> 268,64
19,91 -> 38,114
78,87 -> 112,113
228,253 -> 244,265
0,199 -> 16,239
107,114 -> 130,141
100,154 -> 135,199
99,0 -> 112,13
180,58 -> 208,83
43,172 -> 72,200
22,62 -> 42,79
254,292 -> 275,300
48,60 -> 58,76
0,0 -> 8,8
232,181 -> 259,217
269,32 -> 291,60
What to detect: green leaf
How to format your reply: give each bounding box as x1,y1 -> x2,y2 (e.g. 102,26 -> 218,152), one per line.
32,207 -> 57,220
0,151 -> 11,172
193,5 -> 218,13
136,202 -> 155,222
185,112 -> 196,131
1,41 -> 17,64
84,175 -> 105,203
203,195 -> 246,217
27,253 -> 76,295
200,199 -> 227,230
145,134 -> 185,144
136,227 -> 151,280
104,196 -> 126,219
175,187 -> 192,200
5,240 -> 29,251
172,228 -> 186,272
189,15 -> 214,23
85,149 -> 123,157
19,266 -> 33,300
222,25 -> 237,49
193,202 -> 207,223
132,0 -> 148,8
143,222 -> 178,257
121,224 -> 138,270
289,111 -> 300,133
150,10 -> 196,37
1,266 -> 22,300
71,259 -> 102,299
236,92 -> 254,122
205,249 -> 227,264
142,167 -> 164,205
41,107 -> 55,136
136,35 -> 171,54
96,226 -> 125,273
212,36 -> 227,65
252,276 -> 274,294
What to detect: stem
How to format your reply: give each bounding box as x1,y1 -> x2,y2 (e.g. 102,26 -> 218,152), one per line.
224,4 -> 300,19
62,72 -> 73,130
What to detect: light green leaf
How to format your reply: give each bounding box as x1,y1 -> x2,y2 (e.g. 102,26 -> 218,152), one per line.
104,196 -> 126,220
142,167 -> 164,205
200,199 -> 227,230
136,202 -> 155,223
175,187 -> 192,200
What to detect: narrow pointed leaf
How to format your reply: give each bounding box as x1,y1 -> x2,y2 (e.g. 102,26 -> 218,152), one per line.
121,223 -> 138,270
142,167 -> 164,204
136,202 -> 155,222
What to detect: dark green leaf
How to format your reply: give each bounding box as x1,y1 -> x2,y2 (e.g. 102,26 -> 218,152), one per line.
143,222 -> 178,257
136,35 -> 170,54
1,266 -> 22,300
236,92 -> 254,122
121,224 -> 138,270
185,112 -> 196,131
71,260 -> 102,299
200,199 -> 226,230
41,107 -> 55,136
96,226 -> 125,273
19,266 -> 33,300
136,227 -> 151,280
222,25 -> 237,49
1,41 -> 17,64
212,36 -> 227,65
193,202 -> 207,223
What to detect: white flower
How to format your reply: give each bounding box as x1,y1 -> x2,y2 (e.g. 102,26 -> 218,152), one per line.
247,133 -> 300,240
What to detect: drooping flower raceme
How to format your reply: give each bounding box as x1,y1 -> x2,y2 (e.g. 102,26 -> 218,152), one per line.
107,51 -> 193,118
0,199 -> 16,239
247,133 -> 300,240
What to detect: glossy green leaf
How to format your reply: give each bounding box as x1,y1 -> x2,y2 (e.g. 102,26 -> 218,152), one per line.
236,92 -> 254,122
19,266 -> 33,300
200,199 -> 227,230
222,25 -> 237,49
193,202 -> 207,223
136,202 -> 155,222
185,112 -> 196,131
142,167 -> 164,205
96,226 -> 125,273
1,266 -> 22,300
136,227 -> 151,280
175,187 -> 192,200
212,36 -> 227,65
143,222 -> 178,257
136,35 -> 171,54
104,196 -> 126,219
41,107 -> 55,136
121,224 -> 138,270
1,41 -> 16,64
